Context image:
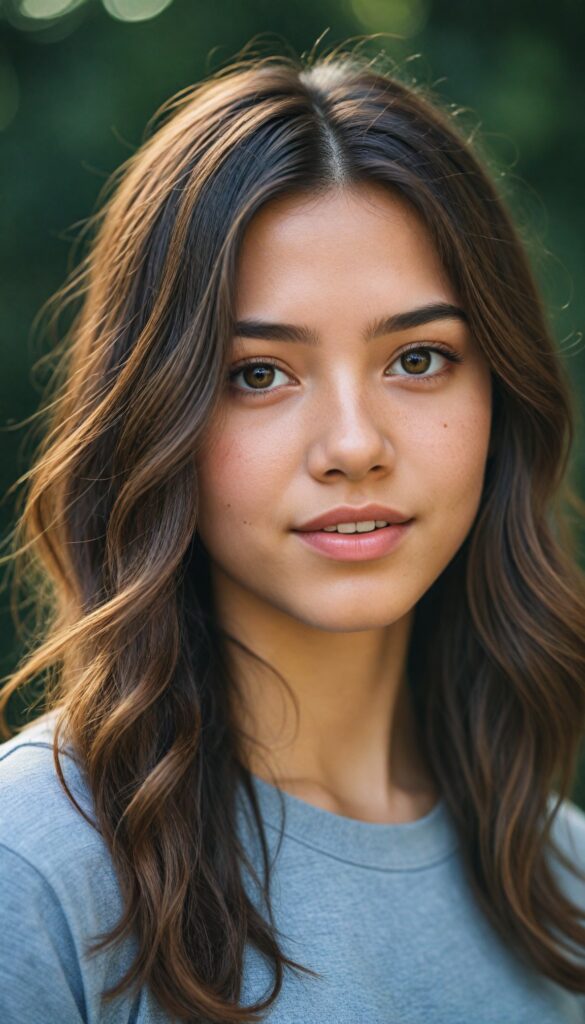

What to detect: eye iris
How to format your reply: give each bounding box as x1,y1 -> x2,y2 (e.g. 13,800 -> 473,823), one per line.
401,350 -> 431,375
243,365 -> 274,389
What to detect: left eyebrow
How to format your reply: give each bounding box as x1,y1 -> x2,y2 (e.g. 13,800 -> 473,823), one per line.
233,302 -> 469,345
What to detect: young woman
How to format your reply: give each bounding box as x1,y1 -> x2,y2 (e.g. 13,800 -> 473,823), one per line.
1,45 -> 584,1024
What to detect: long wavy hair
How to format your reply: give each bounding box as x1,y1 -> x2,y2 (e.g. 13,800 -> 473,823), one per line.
2,41 -> 585,1023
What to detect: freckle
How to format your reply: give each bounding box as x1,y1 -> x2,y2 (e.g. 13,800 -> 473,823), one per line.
443,422 -> 448,428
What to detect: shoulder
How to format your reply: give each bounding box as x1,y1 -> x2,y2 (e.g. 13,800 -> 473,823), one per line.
0,711 -> 119,907
0,711 -> 96,839
0,714 -> 151,1022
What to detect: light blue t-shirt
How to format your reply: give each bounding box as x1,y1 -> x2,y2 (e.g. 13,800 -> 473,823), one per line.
1,711 -> 585,1023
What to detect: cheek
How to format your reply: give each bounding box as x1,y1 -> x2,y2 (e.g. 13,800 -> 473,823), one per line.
195,421 -> 291,537
421,386 -> 492,524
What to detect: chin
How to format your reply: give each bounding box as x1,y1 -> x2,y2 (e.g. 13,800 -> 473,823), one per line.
290,603 -> 409,634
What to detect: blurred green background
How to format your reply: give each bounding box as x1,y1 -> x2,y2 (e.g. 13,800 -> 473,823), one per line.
1,0 -> 584,800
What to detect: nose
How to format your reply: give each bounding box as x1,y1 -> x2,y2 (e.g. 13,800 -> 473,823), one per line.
305,377 -> 395,482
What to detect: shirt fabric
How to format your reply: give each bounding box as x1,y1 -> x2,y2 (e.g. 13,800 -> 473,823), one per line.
1,711 -> 585,1023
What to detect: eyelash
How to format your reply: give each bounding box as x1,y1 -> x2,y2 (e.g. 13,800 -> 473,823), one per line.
227,343 -> 463,397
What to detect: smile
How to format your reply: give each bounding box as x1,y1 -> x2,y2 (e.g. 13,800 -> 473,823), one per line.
292,519 -> 414,562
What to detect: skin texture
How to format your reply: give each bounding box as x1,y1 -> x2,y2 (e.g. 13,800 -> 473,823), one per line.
195,183 -> 493,824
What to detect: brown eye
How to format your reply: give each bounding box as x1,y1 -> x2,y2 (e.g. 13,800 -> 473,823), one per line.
385,343 -> 462,382
400,350 -> 432,375
241,364 -> 276,389
228,361 -> 291,394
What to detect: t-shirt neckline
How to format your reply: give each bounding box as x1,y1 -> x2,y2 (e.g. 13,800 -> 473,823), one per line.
244,772 -> 460,871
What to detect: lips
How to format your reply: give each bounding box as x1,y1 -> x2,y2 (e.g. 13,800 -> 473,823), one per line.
294,519 -> 414,562
294,503 -> 413,533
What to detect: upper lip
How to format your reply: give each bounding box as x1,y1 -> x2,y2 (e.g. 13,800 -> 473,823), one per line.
295,504 -> 414,532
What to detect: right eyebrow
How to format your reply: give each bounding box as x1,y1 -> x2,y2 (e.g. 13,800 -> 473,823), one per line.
233,302 -> 469,346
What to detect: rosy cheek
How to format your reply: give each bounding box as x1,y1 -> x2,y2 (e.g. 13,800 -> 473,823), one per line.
198,434 -> 261,523
197,422 -> 242,477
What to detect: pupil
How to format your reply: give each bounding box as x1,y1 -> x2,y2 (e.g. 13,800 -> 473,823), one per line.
245,365 -> 273,388
403,351 -> 430,374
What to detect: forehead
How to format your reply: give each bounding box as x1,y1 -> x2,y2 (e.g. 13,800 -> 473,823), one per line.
234,183 -> 455,311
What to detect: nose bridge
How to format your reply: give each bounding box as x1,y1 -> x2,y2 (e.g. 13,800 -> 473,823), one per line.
320,362 -> 380,434
308,361 -> 390,475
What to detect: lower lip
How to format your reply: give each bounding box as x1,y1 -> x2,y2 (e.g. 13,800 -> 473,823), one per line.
293,520 -> 414,562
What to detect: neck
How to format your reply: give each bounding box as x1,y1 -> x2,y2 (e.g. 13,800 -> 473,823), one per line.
213,566 -> 439,823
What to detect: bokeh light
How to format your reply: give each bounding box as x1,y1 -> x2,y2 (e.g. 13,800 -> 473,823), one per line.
351,0 -> 429,38
102,0 -> 174,23
19,0 -> 84,18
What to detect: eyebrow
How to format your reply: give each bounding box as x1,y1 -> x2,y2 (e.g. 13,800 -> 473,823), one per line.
233,302 -> 468,345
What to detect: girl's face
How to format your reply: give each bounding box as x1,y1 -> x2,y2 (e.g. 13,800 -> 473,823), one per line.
195,184 -> 493,633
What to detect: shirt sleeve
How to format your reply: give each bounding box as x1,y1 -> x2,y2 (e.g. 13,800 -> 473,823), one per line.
0,843 -> 87,1024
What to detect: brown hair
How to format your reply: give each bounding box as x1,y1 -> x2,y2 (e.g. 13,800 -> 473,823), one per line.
2,41 -> 585,1022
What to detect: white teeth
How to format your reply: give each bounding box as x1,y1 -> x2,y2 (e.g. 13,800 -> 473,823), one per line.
355,521 -> 377,533
321,520 -> 389,534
